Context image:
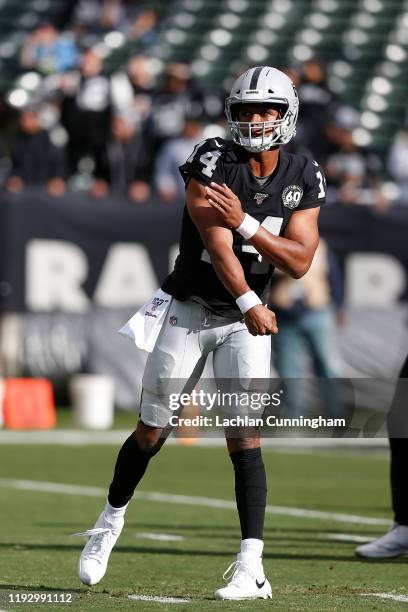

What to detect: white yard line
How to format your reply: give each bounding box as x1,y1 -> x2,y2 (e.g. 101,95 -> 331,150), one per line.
135,533 -> 184,542
0,478 -> 106,497
0,478 -> 391,527
0,430 -> 130,445
128,595 -> 189,603
362,593 -> 408,603
0,429 -> 389,448
318,533 -> 374,543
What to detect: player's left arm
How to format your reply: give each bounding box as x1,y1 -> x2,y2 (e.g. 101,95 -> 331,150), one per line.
206,182 -> 320,279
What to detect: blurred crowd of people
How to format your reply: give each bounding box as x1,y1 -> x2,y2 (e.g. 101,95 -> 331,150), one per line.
0,3 -> 405,210
3,46 -> 224,202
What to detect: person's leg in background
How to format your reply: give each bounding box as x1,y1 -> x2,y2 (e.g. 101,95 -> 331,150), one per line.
300,307 -> 340,378
356,354 -> 408,558
272,319 -> 304,417
390,354 -> 408,527
390,438 -> 408,527
300,307 -> 344,419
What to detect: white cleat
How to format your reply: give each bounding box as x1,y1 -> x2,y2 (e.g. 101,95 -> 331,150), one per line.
75,511 -> 124,585
356,524 -> 408,559
214,554 -> 272,600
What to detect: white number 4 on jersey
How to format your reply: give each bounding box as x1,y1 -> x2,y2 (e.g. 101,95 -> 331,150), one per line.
187,140 -> 222,178
199,150 -> 222,177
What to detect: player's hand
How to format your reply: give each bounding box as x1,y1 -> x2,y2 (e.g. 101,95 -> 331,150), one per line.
128,180 -> 150,204
47,177 -> 66,198
244,305 -> 278,336
6,176 -> 24,193
205,182 -> 245,229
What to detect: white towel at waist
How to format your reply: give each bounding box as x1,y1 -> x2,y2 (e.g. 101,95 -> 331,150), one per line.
118,289 -> 172,353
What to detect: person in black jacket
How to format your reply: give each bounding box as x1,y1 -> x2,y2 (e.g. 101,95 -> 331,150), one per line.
6,109 -> 66,197
90,114 -> 153,203
60,48 -> 111,178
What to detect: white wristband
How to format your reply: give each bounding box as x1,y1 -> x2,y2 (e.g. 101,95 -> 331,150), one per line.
236,213 -> 260,240
236,290 -> 262,314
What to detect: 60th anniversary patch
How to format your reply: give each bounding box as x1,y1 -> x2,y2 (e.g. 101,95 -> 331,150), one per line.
282,184 -> 303,209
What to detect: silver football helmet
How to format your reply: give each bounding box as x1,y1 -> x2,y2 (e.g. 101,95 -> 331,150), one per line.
225,66 -> 299,152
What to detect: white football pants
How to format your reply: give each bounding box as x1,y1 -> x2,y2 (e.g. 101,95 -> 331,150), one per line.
140,298 -> 273,428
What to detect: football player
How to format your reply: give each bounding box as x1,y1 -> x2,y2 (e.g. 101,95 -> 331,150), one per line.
78,66 -> 326,600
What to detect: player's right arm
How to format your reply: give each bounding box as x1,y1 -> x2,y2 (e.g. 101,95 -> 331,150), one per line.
186,178 -> 277,336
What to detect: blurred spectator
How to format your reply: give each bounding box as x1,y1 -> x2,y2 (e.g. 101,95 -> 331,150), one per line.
6,109 -> 66,197
61,48 -> 112,178
71,0 -> 125,33
269,241 -> 343,417
111,55 -> 153,125
387,120 -> 408,205
148,63 -> 197,155
99,0 -> 126,32
283,65 -> 301,89
282,65 -> 309,156
297,58 -> 337,163
90,114 -> 153,203
71,1 -> 154,37
20,23 -> 79,74
325,106 -> 388,210
126,8 -> 158,46
154,117 -> 204,203
71,0 -> 101,27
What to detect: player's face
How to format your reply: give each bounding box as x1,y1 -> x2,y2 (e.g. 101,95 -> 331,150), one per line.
237,104 -> 280,137
237,104 -> 280,122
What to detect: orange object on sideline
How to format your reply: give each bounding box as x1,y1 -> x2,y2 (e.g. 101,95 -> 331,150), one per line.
3,378 -> 56,430
176,400 -> 199,446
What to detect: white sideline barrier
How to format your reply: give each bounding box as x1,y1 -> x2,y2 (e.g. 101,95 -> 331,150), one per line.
69,375 -> 114,430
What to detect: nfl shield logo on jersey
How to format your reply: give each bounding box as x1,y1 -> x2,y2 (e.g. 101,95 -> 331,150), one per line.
282,185 -> 303,209
169,316 -> 178,326
254,193 -> 268,207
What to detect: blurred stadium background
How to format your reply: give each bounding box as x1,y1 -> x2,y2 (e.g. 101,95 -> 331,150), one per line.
0,0 -> 407,413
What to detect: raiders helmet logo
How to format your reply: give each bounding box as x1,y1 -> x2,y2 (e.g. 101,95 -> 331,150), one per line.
254,193 -> 268,206
282,185 -> 303,209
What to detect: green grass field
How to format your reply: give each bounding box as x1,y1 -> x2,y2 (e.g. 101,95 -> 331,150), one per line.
0,440 -> 407,611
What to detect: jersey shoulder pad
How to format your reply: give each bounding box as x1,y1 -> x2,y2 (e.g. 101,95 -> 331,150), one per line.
179,137 -> 228,186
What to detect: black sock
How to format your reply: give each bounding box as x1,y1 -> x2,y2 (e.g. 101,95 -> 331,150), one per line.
388,354 -> 408,526
108,431 -> 158,508
230,448 -> 267,541
390,438 -> 408,526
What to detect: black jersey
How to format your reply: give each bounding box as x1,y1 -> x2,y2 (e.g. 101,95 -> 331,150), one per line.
162,137 -> 326,318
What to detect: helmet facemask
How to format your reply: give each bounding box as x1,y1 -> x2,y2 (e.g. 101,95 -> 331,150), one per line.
226,100 -> 296,152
